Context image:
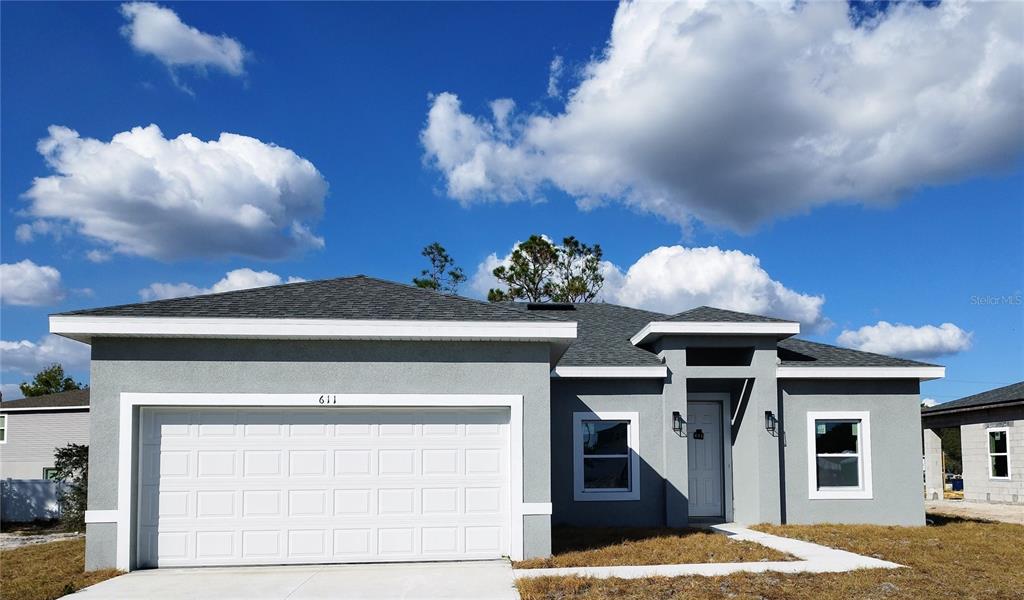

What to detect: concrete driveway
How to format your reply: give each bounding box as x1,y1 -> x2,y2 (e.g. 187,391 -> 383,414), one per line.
73,560 -> 519,600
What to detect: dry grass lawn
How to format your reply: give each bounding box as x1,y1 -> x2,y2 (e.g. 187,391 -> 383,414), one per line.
516,515 -> 1024,600
514,526 -> 791,569
1,538 -> 121,600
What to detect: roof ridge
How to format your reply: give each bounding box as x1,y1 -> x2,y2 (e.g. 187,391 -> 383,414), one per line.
351,275 -> 568,323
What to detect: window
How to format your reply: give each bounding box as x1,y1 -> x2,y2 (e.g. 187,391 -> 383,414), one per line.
806,411 -> 872,499
987,427 -> 1010,480
0,414 -> 6,443
43,467 -> 60,480
572,411 -> 640,501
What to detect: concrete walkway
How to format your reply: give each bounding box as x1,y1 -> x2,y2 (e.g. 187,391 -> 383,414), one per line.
74,560 -> 519,599
926,499 -> 1024,525
513,523 -> 902,580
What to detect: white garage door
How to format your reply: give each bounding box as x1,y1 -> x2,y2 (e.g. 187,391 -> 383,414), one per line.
138,407 -> 510,567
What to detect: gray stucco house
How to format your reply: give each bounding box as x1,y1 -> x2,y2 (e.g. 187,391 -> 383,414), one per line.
0,389 -> 90,480
47,276 -> 944,571
923,381 -> 1023,505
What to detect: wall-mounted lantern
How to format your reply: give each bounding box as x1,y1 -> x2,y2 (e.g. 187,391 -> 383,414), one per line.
764,410 -> 778,436
672,411 -> 685,437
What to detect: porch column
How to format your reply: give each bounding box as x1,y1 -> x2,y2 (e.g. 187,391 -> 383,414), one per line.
923,428 -> 943,501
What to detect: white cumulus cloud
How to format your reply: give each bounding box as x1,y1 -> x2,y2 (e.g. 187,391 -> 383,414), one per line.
0,260 -> 65,306
0,334 -> 90,377
546,55 -> 564,98
921,398 -> 939,407
837,321 -> 973,359
1,383 -> 24,401
22,124 -> 328,261
120,2 -> 247,80
422,1 -> 1023,231
140,268 -> 306,301
470,242 -> 829,331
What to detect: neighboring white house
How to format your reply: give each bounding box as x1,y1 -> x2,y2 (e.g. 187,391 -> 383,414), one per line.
923,381 -> 1023,505
0,389 -> 90,480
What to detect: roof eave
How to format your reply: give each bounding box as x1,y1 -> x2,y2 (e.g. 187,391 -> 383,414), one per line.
922,398 -> 1024,417
50,315 -> 578,347
776,366 -> 945,381
630,321 -> 800,346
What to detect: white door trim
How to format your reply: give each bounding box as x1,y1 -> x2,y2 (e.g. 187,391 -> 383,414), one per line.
109,393 -> 525,570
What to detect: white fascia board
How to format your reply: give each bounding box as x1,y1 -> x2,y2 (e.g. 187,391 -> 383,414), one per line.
50,315 -> 577,344
630,321 -> 800,345
777,366 -> 945,381
0,405 -> 89,413
551,366 -> 667,379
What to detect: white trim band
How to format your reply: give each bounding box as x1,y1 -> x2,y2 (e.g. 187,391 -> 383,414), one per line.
0,405 -> 89,413
777,366 -> 945,381
521,502 -> 553,515
85,510 -> 120,523
631,321 -> 799,345
552,366 -> 667,379
50,315 -> 577,344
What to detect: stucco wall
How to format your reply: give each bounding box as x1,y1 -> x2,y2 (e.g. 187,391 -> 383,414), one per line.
86,338 -> 553,569
656,335 -> 781,525
0,410 -> 89,479
780,379 -> 925,526
961,416 -> 1023,504
549,379 -> 666,527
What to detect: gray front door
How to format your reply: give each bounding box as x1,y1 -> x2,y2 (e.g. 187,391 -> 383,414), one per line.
687,402 -> 724,517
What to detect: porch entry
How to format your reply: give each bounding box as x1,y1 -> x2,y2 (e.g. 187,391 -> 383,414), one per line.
687,401 -> 724,518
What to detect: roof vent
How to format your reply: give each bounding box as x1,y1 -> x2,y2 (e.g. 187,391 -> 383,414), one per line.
526,302 -> 576,311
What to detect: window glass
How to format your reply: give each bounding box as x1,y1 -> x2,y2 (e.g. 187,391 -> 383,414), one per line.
815,421 -> 858,454
582,420 -> 629,455
815,419 -> 861,489
0,415 -> 6,442
817,456 -> 860,487
583,457 -> 630,489
989,430 -> 1007,454
990,455 -> 1009,478
43,467 -> 59,480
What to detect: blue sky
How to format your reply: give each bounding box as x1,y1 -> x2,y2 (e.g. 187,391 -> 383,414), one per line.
2,1 -> 1021,403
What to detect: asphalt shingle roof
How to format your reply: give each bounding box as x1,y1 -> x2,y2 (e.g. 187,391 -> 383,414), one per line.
0,389 -> 90,410
664,306 -> 794,323
56,276 -> 561,323
922,381 -> 1024,414
55,274 -> 937,372
776,338 -> 939,368
504,303 -> 666,367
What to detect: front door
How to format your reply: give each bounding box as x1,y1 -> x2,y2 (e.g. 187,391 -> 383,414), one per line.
687,402 -> 723,518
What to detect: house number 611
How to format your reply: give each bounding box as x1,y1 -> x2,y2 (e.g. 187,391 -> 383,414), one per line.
318,395 -> 338,404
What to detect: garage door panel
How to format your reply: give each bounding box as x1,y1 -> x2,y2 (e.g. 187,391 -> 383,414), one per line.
139,407 -> 510,567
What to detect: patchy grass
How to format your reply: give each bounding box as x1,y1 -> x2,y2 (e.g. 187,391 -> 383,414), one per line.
0,538 -> 121,600
516,515 -> 1024,599
514,526 -> 791,569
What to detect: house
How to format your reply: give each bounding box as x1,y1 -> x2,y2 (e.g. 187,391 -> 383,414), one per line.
0,389 -> 90,523
0,388 -> 90,479
47,276 -> 944,571
923,381 -> 1023,505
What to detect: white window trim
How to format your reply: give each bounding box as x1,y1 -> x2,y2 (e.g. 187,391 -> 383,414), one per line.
986,426 -> 1011,480
806,411 -> 873,500
92,392 -> 531,571
0,414 -> 7,444
572,411 -> 640,501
